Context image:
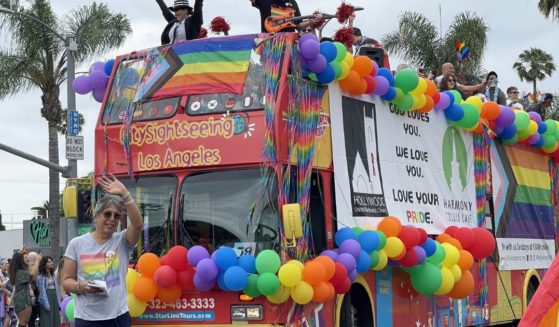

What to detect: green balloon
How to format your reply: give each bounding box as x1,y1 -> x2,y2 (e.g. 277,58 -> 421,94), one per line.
308,73 -> 318,82
352,227 -> 364,236
503,135 -> 519,145
369,251 -> 379,268
243,275 -> 262,298
399,94 -> 414,111
410,262 -> 442,295
427,242 -> 446,264
256,272 -> 280,296
545,119 -> 557,135
65,298 -> 75,321
394,68 -> 419,92
514,111 -> 530,131
331,62 -> 342,80
543,134 -> 555,148
334,42 -> 347,62
517,127 -> 532,139
450,90 -> 462,103
456,103 -> 479,129
376,231 -> 387,250
391,88 -> 405,105
255,250 -> 281,274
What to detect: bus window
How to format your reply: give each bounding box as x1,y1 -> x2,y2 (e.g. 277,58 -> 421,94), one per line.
179,169 -> 279,255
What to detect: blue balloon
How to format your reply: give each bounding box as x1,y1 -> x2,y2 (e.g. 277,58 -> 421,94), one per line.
224,266 -> 249,291
335,227 -> 357,247
356,250 -> 372,273
421,238 -> 436,257
538,122 -> 548,134
377,68 -> 394,86
217,271 -> 230,291
443,91 -> 455,105
358,230 -> 380,253
302,70 -> 311,78
380,87 -> 397,101
104,59 -> 115,76
499,125 -> 517,140
320,41 -> 338,62
317,64 -> 336,84
534,137 -> 545,148
238,255 -> 256,274
444,104 -> 464,121
214,247 -> 238,271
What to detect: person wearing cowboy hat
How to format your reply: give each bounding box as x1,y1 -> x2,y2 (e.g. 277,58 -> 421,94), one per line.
156,0 -> 204,45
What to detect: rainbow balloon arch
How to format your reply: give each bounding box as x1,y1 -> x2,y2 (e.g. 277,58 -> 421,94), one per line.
298,34 -> 559,159
108,216 -> 495,318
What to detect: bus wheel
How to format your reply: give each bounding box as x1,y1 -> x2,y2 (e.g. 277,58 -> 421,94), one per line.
340,284 -> 374,327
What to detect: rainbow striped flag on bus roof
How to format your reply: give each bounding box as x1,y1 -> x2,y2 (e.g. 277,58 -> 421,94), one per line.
151,35 -> 256,98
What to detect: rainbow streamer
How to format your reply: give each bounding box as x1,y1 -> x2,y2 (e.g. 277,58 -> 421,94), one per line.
473,133 -> 489,321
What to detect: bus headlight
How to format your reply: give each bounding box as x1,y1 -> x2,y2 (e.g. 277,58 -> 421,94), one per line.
231,305 -> 263,321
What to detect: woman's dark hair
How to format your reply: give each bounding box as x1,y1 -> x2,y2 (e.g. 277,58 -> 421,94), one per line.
38,255 -> 54,276
439,74 -> 457,91
8,252 -> 27,282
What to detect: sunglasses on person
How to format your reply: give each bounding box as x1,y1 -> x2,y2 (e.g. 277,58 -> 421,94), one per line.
447,79 -> 455,82
102,210 -> 122,220
509,91 -> 519,94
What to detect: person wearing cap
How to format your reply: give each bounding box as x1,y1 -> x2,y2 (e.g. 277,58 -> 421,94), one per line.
352,27 -> 379,55
250,0 -> 301,33
156,0 -> 204,45
526,93 -> 554,119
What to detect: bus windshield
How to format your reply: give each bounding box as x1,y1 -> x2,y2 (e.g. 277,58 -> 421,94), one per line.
179,169 -> 279,256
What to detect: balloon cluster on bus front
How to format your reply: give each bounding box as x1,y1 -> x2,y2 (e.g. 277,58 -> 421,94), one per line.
72,59 -> 115,103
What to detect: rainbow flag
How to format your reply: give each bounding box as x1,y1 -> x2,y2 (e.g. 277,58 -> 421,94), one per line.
520,253 -> 559,326
153,35 -> 256,98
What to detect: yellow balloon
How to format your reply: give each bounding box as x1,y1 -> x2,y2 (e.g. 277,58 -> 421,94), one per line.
290,281 -> 314,305
542,142 -> 559,153
450,264 -> 462,282
465,122 -> 480,132
466,96 -> 483,112
127,293 -> 147,318
372,250 -> 388,270
278,263 -> 302,288
384,237 -> 405,258
412,95 -> 427,110
434,267 -> 455,295
344,53 -> 355,70
528,120 -> 538,135
442,243 -> 460,267
267,286 -> 291,304
287,260 -> 304,271
411,78 -> 427,95
340,62 -> 350,80
126,268 -> 140,291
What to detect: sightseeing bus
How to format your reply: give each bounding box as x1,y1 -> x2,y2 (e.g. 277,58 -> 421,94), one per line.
91,33 -> 558,326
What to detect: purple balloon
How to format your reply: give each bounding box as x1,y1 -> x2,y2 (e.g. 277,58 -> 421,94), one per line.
528,133 -> 541,145
60,296 -> 72,316
321,250 -> 338,260
348,269 -> 358,283
339,239 -> 362,258
370,60 -> 379,77
193,273 -> 215,291
373,76 -> 390,96
196,258 -> 219,281
299,33 -> 318,45
92,89 -> 105,103
89,61 -> 105,73
88,70 -> 108,91
434,92 -> 451,111
529,111 -> 542,125
335,253 -> 356,273
300,56 -> 311,70
72,75 -> 92,95
308,54 -> 327,73
187,245 -> 209,266
300,39 -> 320,60
414,246 -> 426,265
495,105 -> 515,128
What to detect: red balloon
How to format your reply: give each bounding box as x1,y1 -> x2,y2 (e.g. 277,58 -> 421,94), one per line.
330,263 -> 348,286
399,248 -> 419,267
417,228 -> 428,245
167,246 -> 189,271
432,92 -> 441,104
160,254 -> 170,266
177,266 -> 196,290
454,227 -> 475,249
468,228 -> 496,259
333,277 -> 351,294
364,75 -> 376,94
154,265 -> 178,288
399,226 -> 420,248
444,226 -> 458,236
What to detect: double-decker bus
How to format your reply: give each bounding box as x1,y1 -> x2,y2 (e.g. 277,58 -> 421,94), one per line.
91,33 -> 558,326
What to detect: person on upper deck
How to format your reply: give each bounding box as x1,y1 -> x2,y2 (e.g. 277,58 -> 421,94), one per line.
156,0 -> 204,45
250,0 -> 301,33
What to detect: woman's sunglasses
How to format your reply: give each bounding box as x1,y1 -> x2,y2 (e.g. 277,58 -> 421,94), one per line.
102,210 -> 121,220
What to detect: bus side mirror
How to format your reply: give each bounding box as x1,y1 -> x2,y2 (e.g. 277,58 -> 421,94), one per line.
282,203 -> 303,247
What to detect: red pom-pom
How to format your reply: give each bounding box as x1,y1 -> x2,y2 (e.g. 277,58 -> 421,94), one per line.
198,27 -> 208,38
210,16 -> 230,34
336,2 -> 355,24
334,27 -> 354,48
311,10 -> 326,29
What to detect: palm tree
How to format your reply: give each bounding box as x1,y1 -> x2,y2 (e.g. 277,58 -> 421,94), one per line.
538,0 -> 559,20
0,0 -> 131,257
381,11 -> 489,82
513,48 -> 556,96
31,201 -> 49,219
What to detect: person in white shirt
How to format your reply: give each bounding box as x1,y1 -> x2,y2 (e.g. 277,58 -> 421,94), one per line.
156,0 -> 204,45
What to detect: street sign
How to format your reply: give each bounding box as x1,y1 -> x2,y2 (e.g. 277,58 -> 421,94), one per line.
66,135 -> 84,160
67,110 -> 79,136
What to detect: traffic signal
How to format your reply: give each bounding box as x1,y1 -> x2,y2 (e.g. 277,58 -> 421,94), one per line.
77,190 -> 92,224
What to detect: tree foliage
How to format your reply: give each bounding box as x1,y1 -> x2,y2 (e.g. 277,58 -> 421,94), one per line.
538,0 -> 559,20
513,48 -> 556,95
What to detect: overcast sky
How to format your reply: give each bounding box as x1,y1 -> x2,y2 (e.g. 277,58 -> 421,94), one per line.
1,0 -> 558,229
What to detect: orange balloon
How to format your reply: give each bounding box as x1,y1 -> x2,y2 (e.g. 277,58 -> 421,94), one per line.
481,101 -> 501,120
378,216 -> 402,237
133,277 -> 158,301
457,250 -> 474,271
302,261 -> 326,286
326,282 -> 336,301
314,256 -> 336,281
418,95 -> 434,112
339,71 -> 361,92
138,253 -> 161,278
157,283 -> 182,303
436,233 -> 452,244
350,78 -> 368,95
353,56 -> 374,77
425,79 -> 437,97
448,270 -> 474,299
445,237 -> 463,250
312,282 -> 331,302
